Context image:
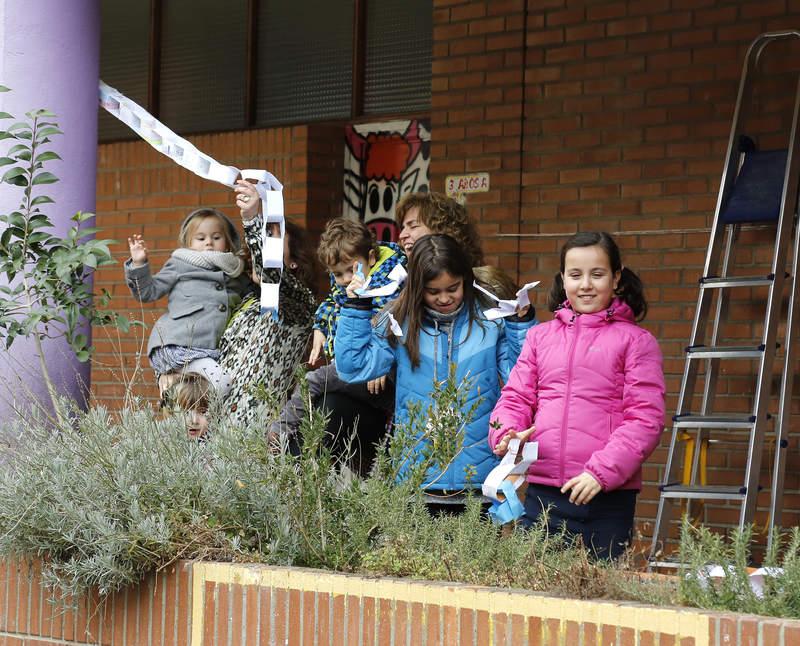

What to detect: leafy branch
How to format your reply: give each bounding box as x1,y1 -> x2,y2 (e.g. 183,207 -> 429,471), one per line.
0,87 -> 132,418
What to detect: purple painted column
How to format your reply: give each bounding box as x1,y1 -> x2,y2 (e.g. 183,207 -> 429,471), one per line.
0,0 -> 100,419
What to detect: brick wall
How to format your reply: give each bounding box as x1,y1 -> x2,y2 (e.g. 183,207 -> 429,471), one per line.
429,0 -> 800,547
2,558 -> 798,645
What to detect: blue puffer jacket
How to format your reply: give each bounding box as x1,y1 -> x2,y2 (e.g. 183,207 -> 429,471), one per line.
335,303 -> 536,491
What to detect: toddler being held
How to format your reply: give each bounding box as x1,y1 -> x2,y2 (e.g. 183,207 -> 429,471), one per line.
124,207 -> 252,396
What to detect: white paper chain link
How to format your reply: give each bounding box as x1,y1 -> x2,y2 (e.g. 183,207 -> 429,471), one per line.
98,81 -> 285,314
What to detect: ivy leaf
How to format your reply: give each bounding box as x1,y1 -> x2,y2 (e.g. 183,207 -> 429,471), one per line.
27,232 -> 51,244
36,126 -> 62,140
31,195 -> 54,206
7,143 -> 29,157
29,108 -> 56,118
28,214 -> 52,229
72,211 -> 95,223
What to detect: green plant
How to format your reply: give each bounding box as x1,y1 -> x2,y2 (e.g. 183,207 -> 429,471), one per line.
0,370 -> 682,612
679,518 -> 800,618
0,87 -> 130,417
378,366 -> 480,491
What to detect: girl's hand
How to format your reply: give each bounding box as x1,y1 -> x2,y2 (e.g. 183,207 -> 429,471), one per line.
345,262 -> 367,298
128,234 -> 148,267
234,179 -> 260,221
309,329 -> 326,365
515,304 -> 530,318
561,471 -> 602,506
493,424 -> 535,456
367,375 -> 387,395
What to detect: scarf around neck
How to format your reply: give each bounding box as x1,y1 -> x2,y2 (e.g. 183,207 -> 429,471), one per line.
172,248 -> 244,277
424,301 -> 465,325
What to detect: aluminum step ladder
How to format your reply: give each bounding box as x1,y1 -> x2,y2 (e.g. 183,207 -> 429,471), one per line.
649,31 -> 800,568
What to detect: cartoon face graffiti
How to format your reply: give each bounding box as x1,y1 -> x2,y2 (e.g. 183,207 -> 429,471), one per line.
343,119 -> 431,242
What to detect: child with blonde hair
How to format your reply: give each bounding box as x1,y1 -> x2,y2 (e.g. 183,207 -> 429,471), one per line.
125,207 -> 251,395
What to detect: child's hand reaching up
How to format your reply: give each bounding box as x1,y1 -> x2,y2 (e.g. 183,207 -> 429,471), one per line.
561,471 -> 602,506
345,261 -> 367,298
128,234 -> 149,267
492,425 -> 535,456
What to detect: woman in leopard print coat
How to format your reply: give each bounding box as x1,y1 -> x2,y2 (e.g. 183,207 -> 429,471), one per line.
216,207 -> 317,429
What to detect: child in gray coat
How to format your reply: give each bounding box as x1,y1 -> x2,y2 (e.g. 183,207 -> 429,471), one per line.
124,207 -> 252,395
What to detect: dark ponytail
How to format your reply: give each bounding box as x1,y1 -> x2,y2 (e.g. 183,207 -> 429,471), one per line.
615,266 -> 647,320
547,231 -> 648,321
547,272 -> 566,313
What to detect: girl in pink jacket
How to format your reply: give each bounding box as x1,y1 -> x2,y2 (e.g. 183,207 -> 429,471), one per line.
489,231 -> 665,559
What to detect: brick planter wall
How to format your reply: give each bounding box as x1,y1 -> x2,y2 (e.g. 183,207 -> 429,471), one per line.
0,558 -> 798,645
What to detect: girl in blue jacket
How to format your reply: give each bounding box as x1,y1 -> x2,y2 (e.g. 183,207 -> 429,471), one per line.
335,234 -> 536,493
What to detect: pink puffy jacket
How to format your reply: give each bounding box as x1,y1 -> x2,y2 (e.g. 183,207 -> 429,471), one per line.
489,298 -> 665,491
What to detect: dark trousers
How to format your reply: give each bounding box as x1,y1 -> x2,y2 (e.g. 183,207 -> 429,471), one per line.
311,392 -> 390,477
520,484 -> 637,560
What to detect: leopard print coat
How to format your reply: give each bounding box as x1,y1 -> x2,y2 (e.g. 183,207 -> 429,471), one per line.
218,215 -> 315,428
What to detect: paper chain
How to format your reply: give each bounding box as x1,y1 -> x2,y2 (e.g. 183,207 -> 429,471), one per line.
98,81 -> 285,315
482,438 -> 538,524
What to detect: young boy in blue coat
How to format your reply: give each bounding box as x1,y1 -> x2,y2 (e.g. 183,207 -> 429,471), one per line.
269,217 -> 407,441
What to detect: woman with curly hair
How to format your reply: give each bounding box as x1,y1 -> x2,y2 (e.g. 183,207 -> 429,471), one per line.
396,192 -> 484,266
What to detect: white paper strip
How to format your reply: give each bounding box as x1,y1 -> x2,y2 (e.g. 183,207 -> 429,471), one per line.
697,565 -> 784,598
482,438 -> 538,502
98,81 -> 286,315
474,280 -> 540,320
387,312 -> 404,337
357,264 -> 408,298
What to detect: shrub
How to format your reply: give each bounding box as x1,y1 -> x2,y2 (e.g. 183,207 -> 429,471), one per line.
0,370 -> 680,611
679,519 -> 800,618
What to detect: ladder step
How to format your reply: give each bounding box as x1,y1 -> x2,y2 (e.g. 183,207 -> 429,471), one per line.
673,413 -> 757,429
658,483 -> 747,500
700,275 -> 775,288
686,344 -> 765,359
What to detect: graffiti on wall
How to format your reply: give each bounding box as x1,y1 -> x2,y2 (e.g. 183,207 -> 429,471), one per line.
343,119 -> 431,242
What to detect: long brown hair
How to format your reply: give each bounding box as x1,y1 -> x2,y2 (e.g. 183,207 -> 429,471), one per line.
389,234 -> 477,368
284,220 -> 320,296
